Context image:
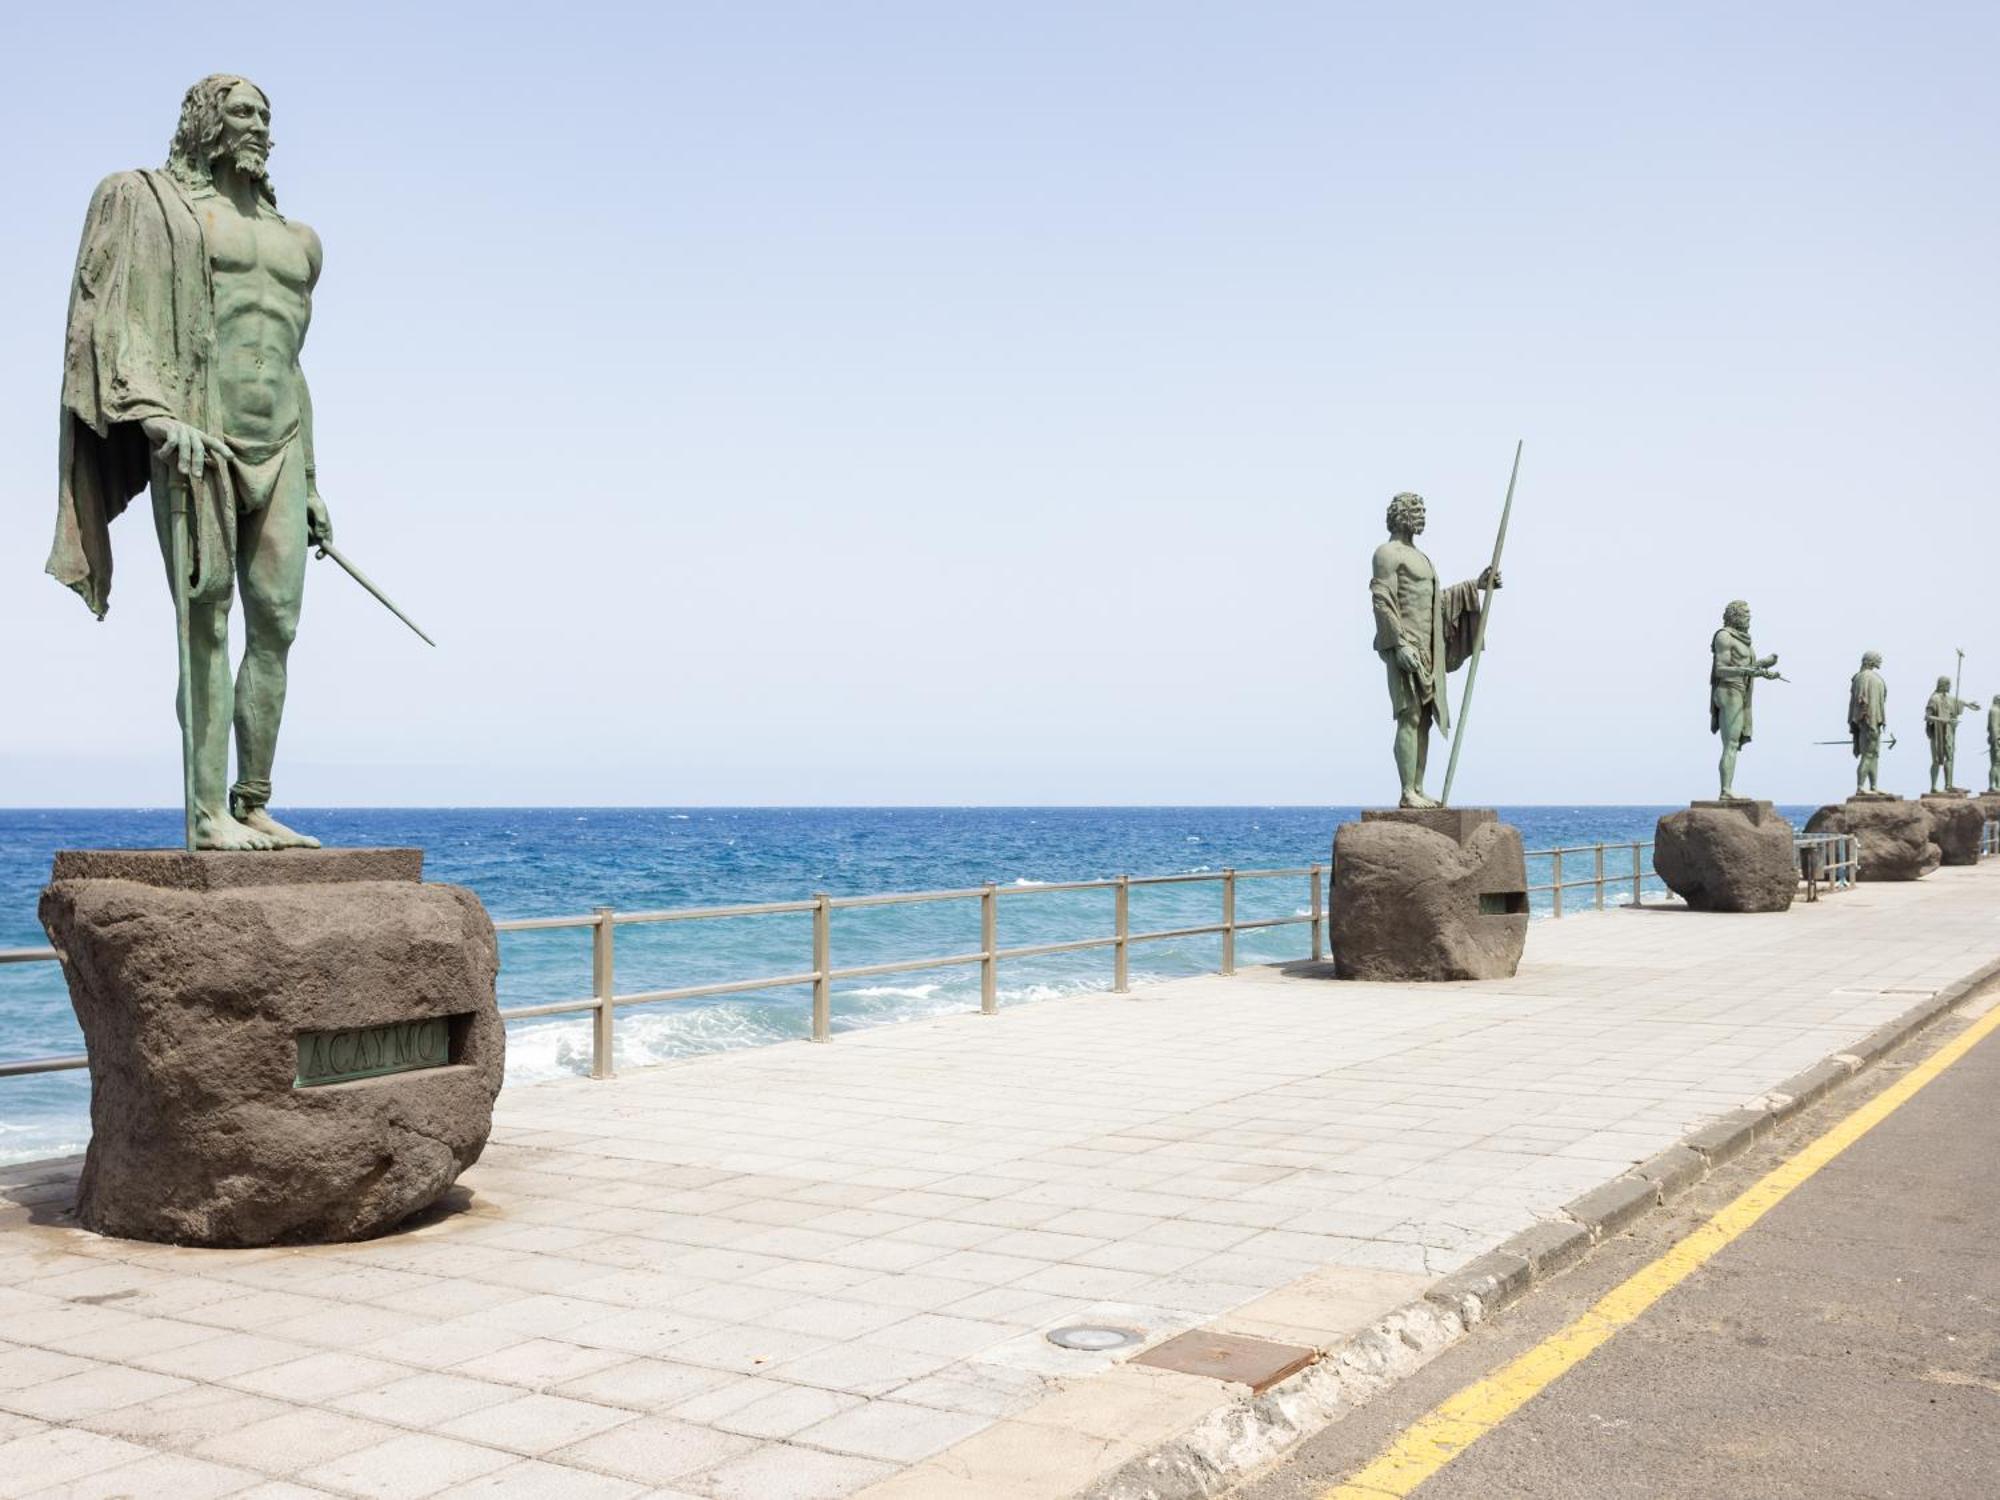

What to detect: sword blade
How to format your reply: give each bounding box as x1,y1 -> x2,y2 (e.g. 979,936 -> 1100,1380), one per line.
315,541 -> 437,647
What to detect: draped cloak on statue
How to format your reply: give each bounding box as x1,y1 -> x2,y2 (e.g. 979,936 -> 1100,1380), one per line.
1369,543 -> 1482,734
1849,668 -> 1887,753
1927,690 -> 1960,765
46,169 -> 234,619
1710,625 -> 1760,742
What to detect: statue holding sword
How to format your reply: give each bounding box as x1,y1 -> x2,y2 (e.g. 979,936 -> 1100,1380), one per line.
45,75 -> 430,852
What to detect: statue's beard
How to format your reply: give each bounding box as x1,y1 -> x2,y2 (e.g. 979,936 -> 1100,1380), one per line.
224,140 -> 269,181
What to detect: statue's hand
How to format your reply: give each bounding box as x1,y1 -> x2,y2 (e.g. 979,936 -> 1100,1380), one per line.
306,488 -> 333,549
140,416 -> 230,487
1479,566 -> 1503,590
1395,644 -> 1422,676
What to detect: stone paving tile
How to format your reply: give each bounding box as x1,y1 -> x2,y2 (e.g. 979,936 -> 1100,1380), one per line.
296,1432 -> 516,1500
792,1397 -> 991,1463
548,1415 -> 758,1484
435,1393 -> 635,1456
26,1450 -> 266,1499
432,1458 -> 646,1498
0,1363 -> 189,1422
191,1407 -> 404,1476
686,1442 -> 895,1500
76,1384 -> 291,1450
0,1427 -> 154,1499
331,1372 -> 521,1429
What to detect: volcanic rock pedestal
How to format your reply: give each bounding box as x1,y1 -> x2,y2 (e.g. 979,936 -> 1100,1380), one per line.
1652,801 -> 1796,913
1804,797 -> 1939,882
1329,809 -> 1527,981
1919,792 -> 1984,866
38,848 -> 503,1247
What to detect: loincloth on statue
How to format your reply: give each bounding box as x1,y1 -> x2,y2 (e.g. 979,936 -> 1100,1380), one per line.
225,421 -> 302,516
1382,650 -> 1441,722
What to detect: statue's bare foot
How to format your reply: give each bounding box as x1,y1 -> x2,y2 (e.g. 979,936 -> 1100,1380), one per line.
1398,790 -> 1441,809
195,811 -> 279,851
237,806 -> 321,849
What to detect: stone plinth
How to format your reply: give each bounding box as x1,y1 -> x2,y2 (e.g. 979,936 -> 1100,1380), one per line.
1652,801 -> 1796,913
1330,809 -> 1527,981
1805,799 -> 1939,882
38,849 -> 503,1247
1919,793 -> 1984,866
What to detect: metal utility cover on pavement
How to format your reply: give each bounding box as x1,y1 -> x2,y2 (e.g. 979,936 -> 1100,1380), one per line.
1133,1330 -> 1317,1392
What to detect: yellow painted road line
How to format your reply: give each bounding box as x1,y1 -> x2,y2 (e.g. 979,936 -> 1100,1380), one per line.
1325,998 -> 2000,1499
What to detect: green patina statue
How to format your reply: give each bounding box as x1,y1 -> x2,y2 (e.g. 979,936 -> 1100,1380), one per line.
1369,493 -> 1499,808
47,76 -> 330,850
1925,676 -> 1979,794
1988,696 -> 2000,794
1710,600 -> 1780,801
1848,651 -> 1888,796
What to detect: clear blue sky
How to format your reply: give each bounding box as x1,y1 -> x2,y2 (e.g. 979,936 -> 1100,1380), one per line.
3,3 -> 1996,806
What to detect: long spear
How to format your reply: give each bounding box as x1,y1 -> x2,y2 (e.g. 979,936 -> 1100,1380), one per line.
1440,440 -> 1522,807
169,486 -> 197,852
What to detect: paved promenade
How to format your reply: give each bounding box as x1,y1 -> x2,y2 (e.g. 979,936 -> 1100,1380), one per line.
3,865 -> 1997,1499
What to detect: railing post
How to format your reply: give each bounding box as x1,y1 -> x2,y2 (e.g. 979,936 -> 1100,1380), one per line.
1114,875 -> 1130,993
1309,864 -> 1324,961
811,892 -> 831,1042
1220,869 -> 1236,975
1630,841 -> 1642,906
980,883 -> 998,1015
1552,849 -> 1564,919
590,906 -> 615,1079
1594,844 -> 1605,910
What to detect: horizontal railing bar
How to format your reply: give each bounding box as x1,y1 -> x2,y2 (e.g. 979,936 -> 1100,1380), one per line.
498,998 -> 600,1020
0,1054 -> 87,1078
995,880 -> 1116,896
493,916 -> 597,933
0,948 -> 60,965
1126,872 -> 1224,888
829,950 -> 988,981
828,888 -> 987,910
1230,915 -> 1312,932
615,970 -> 821,1005
618,899 -> 820,924
1129,921 -> 1231,942
993,936 -> 1121,961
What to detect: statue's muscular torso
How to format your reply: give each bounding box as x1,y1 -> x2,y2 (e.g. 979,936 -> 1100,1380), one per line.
195,192 -> 318,445
1372,538 -> 1438,665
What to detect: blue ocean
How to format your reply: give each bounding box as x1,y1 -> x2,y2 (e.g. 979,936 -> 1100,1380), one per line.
0,806 -> 1805,1165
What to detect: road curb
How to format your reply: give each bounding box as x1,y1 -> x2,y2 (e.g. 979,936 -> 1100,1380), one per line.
1079,954 -> 2000,1500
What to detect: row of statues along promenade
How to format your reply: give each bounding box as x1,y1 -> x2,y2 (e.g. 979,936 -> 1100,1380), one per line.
22,75 -> 1994,1253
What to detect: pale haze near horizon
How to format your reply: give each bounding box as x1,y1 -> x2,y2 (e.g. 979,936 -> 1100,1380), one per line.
3,2 -> 1995,809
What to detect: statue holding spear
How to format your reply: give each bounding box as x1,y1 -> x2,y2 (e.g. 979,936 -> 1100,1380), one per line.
1367,452 -> 1514,809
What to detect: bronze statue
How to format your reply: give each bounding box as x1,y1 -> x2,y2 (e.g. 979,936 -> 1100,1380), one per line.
1710,600 -> 1781,801
48,76 -> 332,850
1925,675 -> 1978,794
1848,651 -> 1888,796
1369,493 -> 1499,808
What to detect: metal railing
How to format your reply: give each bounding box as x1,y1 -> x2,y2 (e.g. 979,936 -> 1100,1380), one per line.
484,865 -> 1326,1077
1794,832 -> 1859,899
1983,819 -> 2000,857
3,822 -> 1988,1085
1529,840 -> 1659,917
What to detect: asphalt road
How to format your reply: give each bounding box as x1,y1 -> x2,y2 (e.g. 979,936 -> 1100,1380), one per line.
1232,994 -> 2000,1500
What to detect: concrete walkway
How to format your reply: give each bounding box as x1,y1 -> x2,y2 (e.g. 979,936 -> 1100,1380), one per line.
3,865 -> 1997,1499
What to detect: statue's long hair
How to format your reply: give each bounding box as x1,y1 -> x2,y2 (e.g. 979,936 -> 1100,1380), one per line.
165,74 -> 277,205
